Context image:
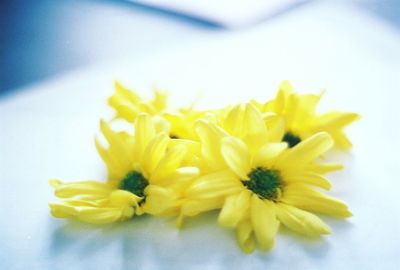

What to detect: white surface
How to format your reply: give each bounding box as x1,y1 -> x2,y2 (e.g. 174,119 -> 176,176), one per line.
1,1 -> 400,269
134,0 -> 304,27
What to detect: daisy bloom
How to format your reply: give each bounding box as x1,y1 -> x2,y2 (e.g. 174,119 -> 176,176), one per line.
49,113 -> 198,224
182,103 -> 351,253
109,81 -> 208,140
253,80 -> 360,150
163,107 -> 208,140
108,81 -> 168,122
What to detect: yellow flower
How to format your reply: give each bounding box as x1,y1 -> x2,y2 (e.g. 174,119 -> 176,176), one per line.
109,81 -> 208,140
49,113 -> 199,224
253,81 -> 360,150
108,81 -> 168,122
182,104 -> 351,253
163,107 -> 206,140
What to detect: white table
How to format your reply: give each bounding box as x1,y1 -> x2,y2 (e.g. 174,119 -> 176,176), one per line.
1,1 -> 400,269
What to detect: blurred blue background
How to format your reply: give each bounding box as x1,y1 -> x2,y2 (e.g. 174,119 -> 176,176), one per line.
1,0 -> 399,96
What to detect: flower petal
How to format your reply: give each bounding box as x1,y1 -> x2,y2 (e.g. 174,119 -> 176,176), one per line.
252,142 -> 287,168
100,120 -> 131,162
166,167 -> 200,191
237,219 -> 256,253
223,104 -> 245,137
142,132 -> 169,175
265,115 -> 285,143
218,190 -> 251,228
195,120 -> 227,171
282,183 -> 352,218
50,180 -> 111,198
95,138 -> 126,181
243,103 -> 268,149
276,203 -> 331,236
151,89 -> 168,112
244,103 -> 267,134
142,185 -> 179,215
306,162 -> 343,174
134,113 -> 155,160
276,132 -> 333,170
313,111 -> 360,131
76,207 -> 126,224
221,137 -> 251,180
185,170 -> 241,199
250,195 -> 279,250
151,144 -> 187,184
283,172 -> 332,190
181,198 -> 224,217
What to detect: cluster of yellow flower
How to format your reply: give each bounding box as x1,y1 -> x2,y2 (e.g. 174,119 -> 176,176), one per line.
49,80 -> 359,253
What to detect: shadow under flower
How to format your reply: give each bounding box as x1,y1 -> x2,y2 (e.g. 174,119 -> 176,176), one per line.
48,209 -> 353,269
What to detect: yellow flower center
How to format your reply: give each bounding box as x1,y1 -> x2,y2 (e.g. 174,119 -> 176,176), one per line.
243,167 -> 282,201
283,132 -> 301,148
119,171 -> 149,197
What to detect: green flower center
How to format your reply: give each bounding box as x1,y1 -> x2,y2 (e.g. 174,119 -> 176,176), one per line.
283,132 -> 301,148
119,171 -> 149,197
243,167 -> 282,201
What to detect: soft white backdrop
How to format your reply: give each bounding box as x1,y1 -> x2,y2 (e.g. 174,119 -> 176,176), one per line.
1,1 -> 400,269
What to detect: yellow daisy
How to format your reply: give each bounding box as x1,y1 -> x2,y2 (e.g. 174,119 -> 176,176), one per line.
163,107 -> 207,140
49,113 -> 199,224
253,80 -> 360,150
109,81 -> 208,140
108,81 -> 168,122
182,104 -> 351,253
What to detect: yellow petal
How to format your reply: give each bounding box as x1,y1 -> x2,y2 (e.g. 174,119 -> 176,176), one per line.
151,144 -> 187,184
250,195 -> 279,250
100,120 -> 131,163
116,105 -> 140,122
49,199 -> 131,224
243,103 -> 267,138
166,167 -> 200,191
138,102 -> 156,115
237,219 -> 256,253
276,203 -> 331,236
134,113 -> 155,159
219,190 -> 251,228
223,104 -> 245,137
265,115 -> 285,142
185,170 -> 242,199
109,190 -> 142,208
243,103 -> 268,149
313,112 -> 360,131
51,180 -> 111,198
95,137 -> 126,181
283,172 -> 332,190
331,130 -> 353,150
181,198 -> 224,217
113,80 -> 141,105
76,207 -> 126,224
195,120 -> 227,170
291,93 -> 321,127
142,132 -> 169,174
306,162 -> 343,174
265,80 -> 293,113
252,142 -> 287,168
49,202 -> 79,218
282,92 -> 298,128
142,185 -> 178,215
221,137 -> 251,180
282,183 -> 352,218
276,132 -> 333,170
151,89 -> 168,112
152,115 -> 170,134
